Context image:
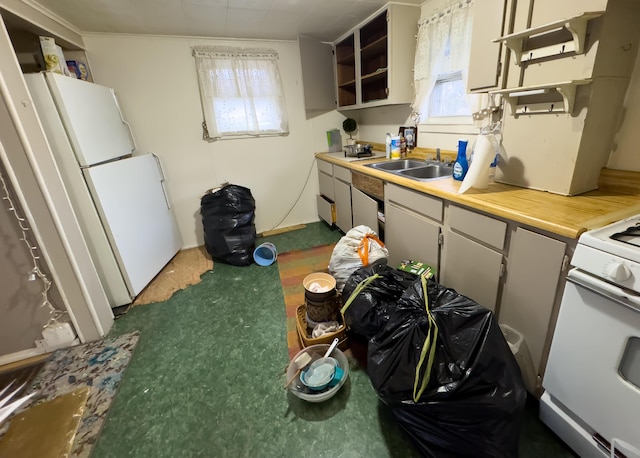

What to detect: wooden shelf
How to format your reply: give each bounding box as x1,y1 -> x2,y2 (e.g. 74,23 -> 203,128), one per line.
336,53 -> 355,65
490,80 -> 592,115
493,11 -> 604,65
361,68 -> 387,82
332,4 -> 417,109
338,79 -> 356,88
360,35 -> 387,58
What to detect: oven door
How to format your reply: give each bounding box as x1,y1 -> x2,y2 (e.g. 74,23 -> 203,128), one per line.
542,269 -> 640,457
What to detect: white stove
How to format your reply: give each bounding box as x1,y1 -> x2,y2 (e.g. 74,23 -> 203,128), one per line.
541,215 -> 640,458
571,214 -> 640,295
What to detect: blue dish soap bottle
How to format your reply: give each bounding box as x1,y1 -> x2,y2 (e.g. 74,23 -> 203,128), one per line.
453,139 -> 469,181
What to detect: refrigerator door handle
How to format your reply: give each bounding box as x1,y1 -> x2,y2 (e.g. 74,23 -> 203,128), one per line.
152,153 -> 171,210
110,88 -> 137,154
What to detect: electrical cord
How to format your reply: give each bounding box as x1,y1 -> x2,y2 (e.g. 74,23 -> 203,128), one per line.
267,156 -> 318,232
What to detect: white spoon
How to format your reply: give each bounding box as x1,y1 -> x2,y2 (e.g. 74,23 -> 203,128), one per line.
323,338 -> 339,358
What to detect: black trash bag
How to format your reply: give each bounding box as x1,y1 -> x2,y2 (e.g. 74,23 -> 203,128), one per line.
341,261 -> 417,340
368,278 -> 527,458
200,184 -> 256,266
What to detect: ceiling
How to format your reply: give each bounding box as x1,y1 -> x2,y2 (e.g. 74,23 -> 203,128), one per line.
29,0 -> 424,43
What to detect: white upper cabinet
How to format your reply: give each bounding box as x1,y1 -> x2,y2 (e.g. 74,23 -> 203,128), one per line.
298,36 -> 336,118
334,4 -> 419,109
467,0 -> 514,92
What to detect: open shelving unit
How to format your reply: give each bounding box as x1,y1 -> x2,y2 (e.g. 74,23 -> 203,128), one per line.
359,10 -> 388,104
335,34 -> 356,107
332,4 -> 417,110
491,79 -> 592,115
493,11 -> 604,65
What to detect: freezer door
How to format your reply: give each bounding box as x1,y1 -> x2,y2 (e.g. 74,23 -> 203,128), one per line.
46,73 -> 134,166
83,154 -> 182,296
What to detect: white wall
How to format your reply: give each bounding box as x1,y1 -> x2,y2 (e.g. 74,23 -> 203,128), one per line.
82,33 -> 346,249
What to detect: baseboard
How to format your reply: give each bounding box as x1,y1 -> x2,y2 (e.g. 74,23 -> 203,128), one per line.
0,348 -> 48,371
258,224 -> 307,237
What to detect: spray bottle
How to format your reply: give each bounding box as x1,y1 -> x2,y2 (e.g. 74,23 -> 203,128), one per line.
452,139 -> 469,181
385,133 -> 392,159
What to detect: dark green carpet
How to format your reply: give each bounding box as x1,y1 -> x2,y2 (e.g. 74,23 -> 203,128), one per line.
93,222 -> 575,457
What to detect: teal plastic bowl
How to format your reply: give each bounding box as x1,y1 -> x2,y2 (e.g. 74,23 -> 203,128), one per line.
300,357 -> 337,391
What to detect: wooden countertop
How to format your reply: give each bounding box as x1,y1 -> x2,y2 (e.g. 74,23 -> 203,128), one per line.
317,149 -> 640,240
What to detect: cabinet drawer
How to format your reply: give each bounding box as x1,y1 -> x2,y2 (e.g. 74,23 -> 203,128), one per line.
317,159 -> 333,175
385,183 -> 443,223
449,205 -> 506,250
316,195 -> 335,225
352,171 -> 384,200
333,164 -> 351,183
318,170 -> 334,201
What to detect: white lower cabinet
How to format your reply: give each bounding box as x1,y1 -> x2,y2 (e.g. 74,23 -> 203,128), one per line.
351,187 -> 379,233
384,183 -> 442,274
316,160 -> 352,231
441,229 -> 504,312
314,163 -> 576,396
333,165 -> 352,233
317,159 -> 335,225
441,205 -> 507,313
498,227 -> 569,394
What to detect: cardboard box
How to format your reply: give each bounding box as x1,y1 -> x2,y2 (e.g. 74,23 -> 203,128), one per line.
66,60 -> 90,81
397,259 -> 435,279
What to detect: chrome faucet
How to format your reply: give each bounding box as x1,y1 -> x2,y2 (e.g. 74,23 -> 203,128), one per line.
435,148 -> 441,162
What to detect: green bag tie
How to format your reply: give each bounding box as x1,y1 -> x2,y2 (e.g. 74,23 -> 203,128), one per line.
412,275 -> 439,403
340,274 -> 381,315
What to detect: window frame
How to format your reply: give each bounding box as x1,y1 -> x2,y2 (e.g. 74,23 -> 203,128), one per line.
193,46 -> 289,141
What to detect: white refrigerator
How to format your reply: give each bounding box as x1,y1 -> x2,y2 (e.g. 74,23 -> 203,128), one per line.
25,72 -> 182,308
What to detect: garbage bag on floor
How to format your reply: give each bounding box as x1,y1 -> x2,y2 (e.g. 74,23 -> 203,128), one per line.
201,184 -> 256,266
329,225 -> 388,293
368,277 -> 527,458
341,261 -> 416,340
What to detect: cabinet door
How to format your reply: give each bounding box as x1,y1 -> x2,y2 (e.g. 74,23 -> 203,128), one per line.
318,170 -> 334,201
334,179 -> 352,233
498,228 -> 567,388
441,229 -> 503,312
351,187 -> 379,233
298,36 -> 336,115
385,203 -> 440,273
467,0 -> 509,92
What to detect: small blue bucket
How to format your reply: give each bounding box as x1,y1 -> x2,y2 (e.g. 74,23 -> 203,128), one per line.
253,242 -> 277,266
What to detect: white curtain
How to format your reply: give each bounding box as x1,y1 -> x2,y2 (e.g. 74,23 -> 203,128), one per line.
412,0 -> 478,121
193,46 -> 289,140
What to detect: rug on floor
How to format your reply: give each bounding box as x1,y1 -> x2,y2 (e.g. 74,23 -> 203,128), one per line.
3,331 -> 140,458
277,243 -> 335,359
133,246 -> 213,306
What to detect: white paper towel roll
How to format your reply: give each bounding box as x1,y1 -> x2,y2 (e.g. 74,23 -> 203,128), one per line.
459,134 -> 496,194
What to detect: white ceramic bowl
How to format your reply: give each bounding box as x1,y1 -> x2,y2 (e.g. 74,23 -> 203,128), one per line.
287,344 -> 349,403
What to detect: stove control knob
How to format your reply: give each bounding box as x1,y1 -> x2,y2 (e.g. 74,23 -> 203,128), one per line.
605,262 -> 632,282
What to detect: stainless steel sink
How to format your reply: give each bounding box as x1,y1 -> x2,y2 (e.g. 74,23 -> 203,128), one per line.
365,159 -> 453,181
397,163 -> 453,180
367,159 -> 426,171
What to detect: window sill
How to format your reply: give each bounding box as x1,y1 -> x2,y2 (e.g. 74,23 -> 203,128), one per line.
204,132 -> 289,141
418,119 -> 477,135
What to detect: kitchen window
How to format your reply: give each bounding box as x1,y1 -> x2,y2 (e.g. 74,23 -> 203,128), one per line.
193,46 -> 289,140
412,0 -> 478,131
429,71 -> 471,118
